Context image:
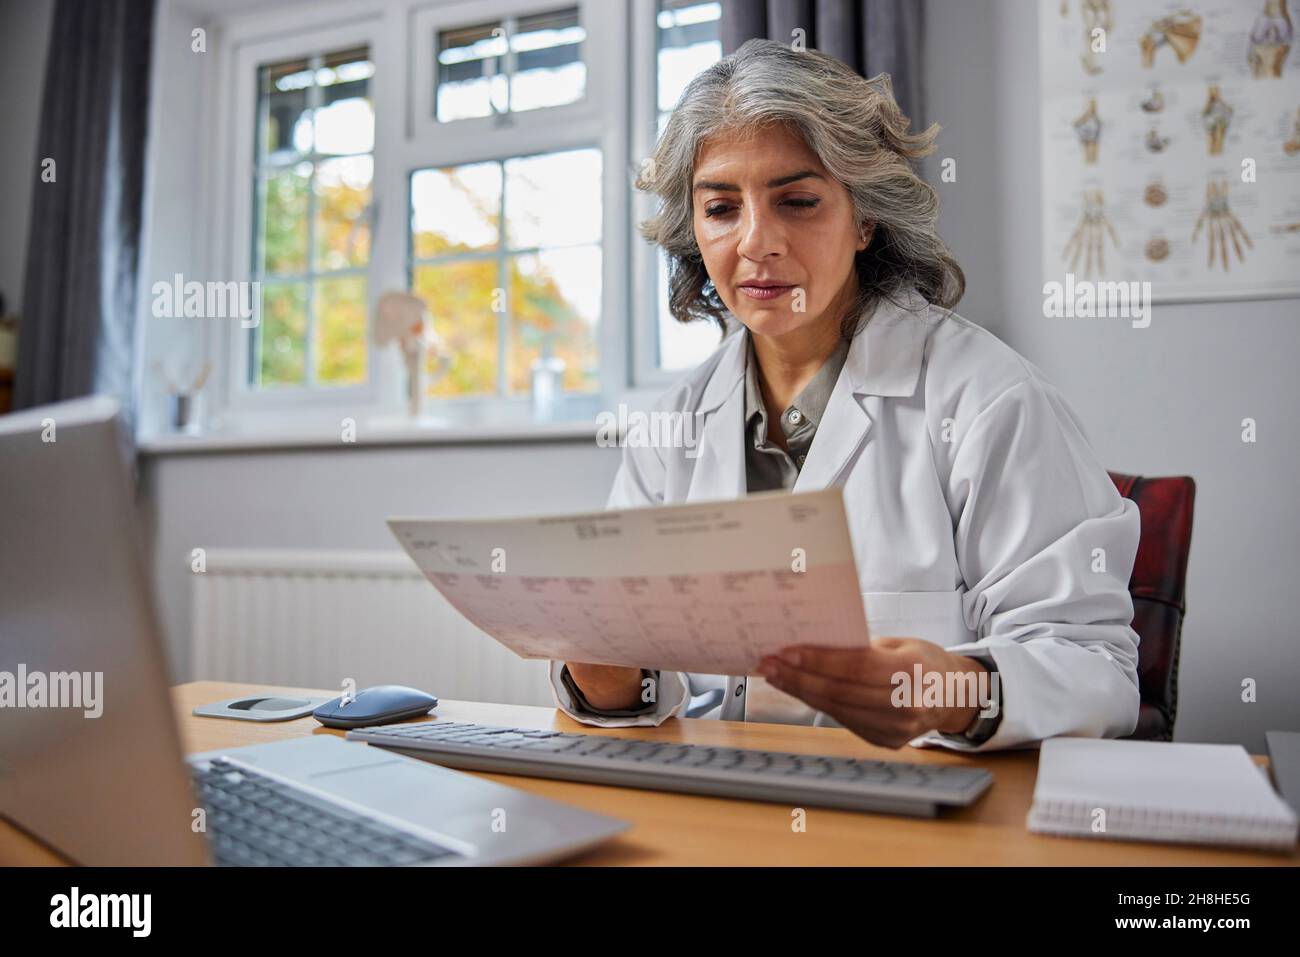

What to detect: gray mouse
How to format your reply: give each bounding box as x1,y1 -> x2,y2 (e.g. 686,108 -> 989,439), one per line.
312,685 -> 438,729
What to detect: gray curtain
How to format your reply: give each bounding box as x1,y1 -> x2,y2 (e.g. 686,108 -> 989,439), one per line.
15,0 -> 156,424
719,0 -> 925,127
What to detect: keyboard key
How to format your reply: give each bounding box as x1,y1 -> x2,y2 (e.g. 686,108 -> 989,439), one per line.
194,762 -> 457,867
731,753 -> 772,773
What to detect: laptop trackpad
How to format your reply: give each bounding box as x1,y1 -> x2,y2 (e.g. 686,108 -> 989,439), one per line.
307,756 -> 405,780
309,761 -> 561,851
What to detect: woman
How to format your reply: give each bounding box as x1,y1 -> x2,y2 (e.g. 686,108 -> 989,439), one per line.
552,39 -> 1141,751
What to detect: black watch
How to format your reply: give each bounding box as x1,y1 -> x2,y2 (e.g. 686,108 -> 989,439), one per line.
961,660 -> 1002,744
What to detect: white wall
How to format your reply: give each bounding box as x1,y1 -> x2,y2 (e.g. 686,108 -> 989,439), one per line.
0,0 -> 54,314
924,0 -> 1300,752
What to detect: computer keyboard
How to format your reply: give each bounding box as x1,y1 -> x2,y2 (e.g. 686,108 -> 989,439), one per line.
349,721 -> 993,817
191,756 -> 460,866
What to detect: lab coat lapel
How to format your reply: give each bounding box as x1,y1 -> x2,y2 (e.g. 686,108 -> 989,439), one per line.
685,293 -> 932,502
794,292 -> 932,492
791,351 -> 873,493
685,333 -> 747,503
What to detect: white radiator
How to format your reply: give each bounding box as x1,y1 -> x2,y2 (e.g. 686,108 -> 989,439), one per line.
190,549 -> 552,707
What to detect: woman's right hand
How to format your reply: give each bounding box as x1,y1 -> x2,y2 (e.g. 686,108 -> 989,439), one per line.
564,662 -> 648,711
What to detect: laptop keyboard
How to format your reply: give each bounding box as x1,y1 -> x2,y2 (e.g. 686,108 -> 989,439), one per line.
191,757 -> 459,866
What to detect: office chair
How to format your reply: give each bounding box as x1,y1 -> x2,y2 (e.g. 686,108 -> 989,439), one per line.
1108,472 -> 1196,742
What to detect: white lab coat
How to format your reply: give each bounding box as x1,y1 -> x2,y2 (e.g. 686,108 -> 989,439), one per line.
549,291 -> 1141,751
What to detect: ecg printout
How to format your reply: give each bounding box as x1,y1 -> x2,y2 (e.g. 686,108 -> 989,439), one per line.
388,488 -> 870,676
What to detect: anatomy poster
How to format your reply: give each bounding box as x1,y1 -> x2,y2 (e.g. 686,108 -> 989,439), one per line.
1042,1 -> 1300,301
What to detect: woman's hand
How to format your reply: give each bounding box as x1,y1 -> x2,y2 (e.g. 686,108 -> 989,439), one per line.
757,638 -> 992,748
564,662 -> 647,711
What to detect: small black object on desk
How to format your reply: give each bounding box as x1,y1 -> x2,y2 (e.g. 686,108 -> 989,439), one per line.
312,685 -> 439,729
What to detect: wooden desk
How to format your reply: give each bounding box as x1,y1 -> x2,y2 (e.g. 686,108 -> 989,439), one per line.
2,681 -> 1295,866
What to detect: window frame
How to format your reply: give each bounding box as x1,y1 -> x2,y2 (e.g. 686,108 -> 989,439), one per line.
188,0 -> 661,435
249,47 -> 377,392
218,15 -> 389,424
629,0 -> 664,389
407,147 -> 606,403
629,0 -> 728,389
410,0 -> 601,140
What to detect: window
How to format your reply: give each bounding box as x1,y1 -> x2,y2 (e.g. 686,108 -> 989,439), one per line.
651,1 -> 723,373
410,148 -> 602,398
251,47 -> 375,390
656,1 -> 721,132
435,7 -> 586,123
184,1 -> 715,435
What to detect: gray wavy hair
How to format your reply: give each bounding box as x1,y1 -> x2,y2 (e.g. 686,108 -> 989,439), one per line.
637,38 -> 964,336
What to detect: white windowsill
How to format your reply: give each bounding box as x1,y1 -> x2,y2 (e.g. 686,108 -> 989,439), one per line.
136,417 -> 605,455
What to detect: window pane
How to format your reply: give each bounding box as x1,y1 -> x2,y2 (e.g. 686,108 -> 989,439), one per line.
413,260 -> 501,396
314,275 -> 367,385
409,146 -> 603,400
259,163 -> 311,276
260,57 -> 312,160
655,2 -> 722,372
313,156 -> 372,271
435,7 -> 584,122
411,161 -> 502,258
656,1 -> 721,112
314,50 -> 374,156
505,148 -> 601,249
252,45 -> 373,390
510,8 -> 585,114
319,48 -> 373,102
259,282 -> 308,386
508,246 -> 600,394
436,21 -> 508,121
656,250 -> 722,370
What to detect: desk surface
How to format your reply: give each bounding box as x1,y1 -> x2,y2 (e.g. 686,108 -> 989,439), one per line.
2,681 -> 1295,866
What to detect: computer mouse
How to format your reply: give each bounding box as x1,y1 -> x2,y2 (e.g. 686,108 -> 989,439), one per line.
312,685 -> 438,729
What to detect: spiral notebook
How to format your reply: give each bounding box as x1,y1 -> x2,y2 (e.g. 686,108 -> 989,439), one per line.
1028,738 -> 1299,852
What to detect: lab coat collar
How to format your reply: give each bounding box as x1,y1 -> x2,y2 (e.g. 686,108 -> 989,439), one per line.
846,289 -> 934,399
685,289 -> 935,502
693,289 -> 933,416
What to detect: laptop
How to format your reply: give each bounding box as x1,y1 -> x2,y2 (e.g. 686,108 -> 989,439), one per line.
0,397 -> 628,865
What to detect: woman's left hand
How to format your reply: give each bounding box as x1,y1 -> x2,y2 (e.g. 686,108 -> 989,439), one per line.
757,638 -> 991,749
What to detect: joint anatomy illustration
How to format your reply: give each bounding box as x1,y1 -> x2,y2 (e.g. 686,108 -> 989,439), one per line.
1145,236 -> 1171,261
1061,0 -> 1114,75
1063,189 -> 1120,275
1202,85 -> 1234,155
1146,126 -> 1171,152
1192,179 -> 1253,270
1141,11 -> 1203,67
1043,0 -> 1300,298
1074,98 -> 1102,163
1284,107 -> 1300,154
1248,0 -> 1293,78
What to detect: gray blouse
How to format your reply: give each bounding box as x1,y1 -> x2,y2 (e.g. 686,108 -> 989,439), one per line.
741,330 -> 851,493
